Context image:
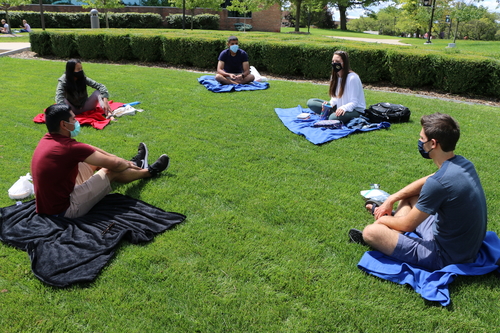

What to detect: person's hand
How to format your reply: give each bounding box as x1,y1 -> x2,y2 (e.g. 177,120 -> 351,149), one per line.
373,200 -> 394,220
127,161 -> 143,170
335,108 -> 346,117
102,98 -> 112,113
229,74 -> 237,80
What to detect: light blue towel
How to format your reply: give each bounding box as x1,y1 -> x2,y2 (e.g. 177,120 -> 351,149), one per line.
197,75 -> 269,93
274,105 -> 390,145
357,231 -> 500,306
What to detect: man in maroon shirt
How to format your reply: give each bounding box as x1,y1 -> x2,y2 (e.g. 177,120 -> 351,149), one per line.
31,104 -> 170,218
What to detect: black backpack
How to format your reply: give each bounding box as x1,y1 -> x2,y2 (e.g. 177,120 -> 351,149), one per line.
365,103 -> 411,123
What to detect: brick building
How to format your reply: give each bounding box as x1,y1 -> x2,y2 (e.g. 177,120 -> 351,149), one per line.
13,4 -> 281,32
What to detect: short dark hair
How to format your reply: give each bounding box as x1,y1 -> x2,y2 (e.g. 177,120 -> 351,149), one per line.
45,104 -> 72,133
227,36 -> 238,42
420,113 -> 460,152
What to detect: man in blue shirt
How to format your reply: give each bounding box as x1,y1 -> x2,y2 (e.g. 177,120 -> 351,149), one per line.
215,36 -> 255,85
350,113 -> 487,270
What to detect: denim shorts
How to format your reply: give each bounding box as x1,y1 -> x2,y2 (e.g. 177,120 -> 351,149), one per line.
391,215 -> 445,271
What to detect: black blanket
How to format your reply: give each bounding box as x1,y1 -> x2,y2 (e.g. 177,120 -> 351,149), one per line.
0,194 -> 186,287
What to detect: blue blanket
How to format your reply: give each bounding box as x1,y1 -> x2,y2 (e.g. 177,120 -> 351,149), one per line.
274,105 -> 390,145
198,75 -> 270,93
357,231 -> 500,306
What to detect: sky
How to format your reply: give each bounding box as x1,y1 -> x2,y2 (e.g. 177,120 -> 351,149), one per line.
335,0 -> 500,19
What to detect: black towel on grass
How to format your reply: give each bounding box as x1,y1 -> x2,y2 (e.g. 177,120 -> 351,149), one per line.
0,193 -> 186,287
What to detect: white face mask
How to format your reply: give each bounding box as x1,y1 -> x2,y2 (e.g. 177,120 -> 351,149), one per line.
229,44 -> 239,53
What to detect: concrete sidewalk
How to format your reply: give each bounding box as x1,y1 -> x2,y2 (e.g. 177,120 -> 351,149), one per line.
0,42 -> 31,57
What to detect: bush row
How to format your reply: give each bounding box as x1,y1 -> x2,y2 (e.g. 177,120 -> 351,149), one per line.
1,11 -> 221,30
164,14 -> 219,30
29,31 -> 500,97
1,11 -> 163,28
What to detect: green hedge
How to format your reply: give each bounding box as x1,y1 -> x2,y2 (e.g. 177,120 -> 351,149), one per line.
29,31 -> 500,98
165,14 -> 219,30
1,11 -> 162,28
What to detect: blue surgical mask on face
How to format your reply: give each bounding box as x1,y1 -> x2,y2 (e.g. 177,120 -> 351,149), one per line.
418,139 -> 432,159
229,44 -> 239,53
65,120 -> 81,138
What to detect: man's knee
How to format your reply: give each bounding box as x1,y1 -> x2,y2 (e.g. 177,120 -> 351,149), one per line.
362,224 -> 379,244
362,223 -> 392,246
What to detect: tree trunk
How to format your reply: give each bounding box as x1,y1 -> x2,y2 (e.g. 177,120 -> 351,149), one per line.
453,20 -> 459,43
294,0 -> 303,32
105,10 -> 109,29
6,12 -> 12,34
338,4 -> 347,31
191,9 -> 195,30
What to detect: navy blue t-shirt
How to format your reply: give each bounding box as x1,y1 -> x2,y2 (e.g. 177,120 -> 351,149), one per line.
416,155 -> 487,265
218,48 -> 249,74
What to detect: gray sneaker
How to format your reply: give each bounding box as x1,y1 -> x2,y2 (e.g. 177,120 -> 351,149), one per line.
148,154 -> 170,177
131,142 -> 148,169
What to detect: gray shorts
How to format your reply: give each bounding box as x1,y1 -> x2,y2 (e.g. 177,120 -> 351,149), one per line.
391,215 -> 445,270
64,162 -> 111,218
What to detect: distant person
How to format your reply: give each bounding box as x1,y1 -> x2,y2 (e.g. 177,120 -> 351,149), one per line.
19,19 -> 31,33
1,19 -> 9,34
306,50 -> 366,124
215,36 -> 255,85
31,103 -> 171,218
55,59 -> 112,117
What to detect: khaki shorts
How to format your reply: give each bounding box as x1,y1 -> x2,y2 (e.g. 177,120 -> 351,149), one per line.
64,162 -> 112,218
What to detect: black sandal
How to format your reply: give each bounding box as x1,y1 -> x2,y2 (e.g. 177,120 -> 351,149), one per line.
364,200 -> 395,216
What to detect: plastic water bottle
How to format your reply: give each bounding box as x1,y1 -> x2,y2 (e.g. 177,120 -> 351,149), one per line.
360,184 -> 390,203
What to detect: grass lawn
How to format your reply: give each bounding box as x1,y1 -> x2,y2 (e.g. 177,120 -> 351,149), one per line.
280,27 -> 500,60
1,56 -> 500,332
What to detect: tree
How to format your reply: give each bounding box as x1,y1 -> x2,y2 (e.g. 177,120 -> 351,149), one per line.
449,1 -> 484,42
302,0 -> 327,32
0,0 -> 30,33
331,0 -> 381,31
287,0 -> 325,32
226,0 -> 279,32
81,0 -> 124,29
171,0 -> 220,30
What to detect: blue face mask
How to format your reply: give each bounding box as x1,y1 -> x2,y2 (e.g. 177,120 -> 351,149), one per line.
65,120 -> 81,138
418,139 -> 432,159
229,44 -> 239,53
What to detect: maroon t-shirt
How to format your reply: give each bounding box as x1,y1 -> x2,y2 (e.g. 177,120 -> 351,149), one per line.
31,133 -> 95,215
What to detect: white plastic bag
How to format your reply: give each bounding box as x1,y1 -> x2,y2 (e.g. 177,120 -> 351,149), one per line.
360,184 -> 390,204
110,105 -> 144,118
8,173 -> 34,200
250,66 -> 268,82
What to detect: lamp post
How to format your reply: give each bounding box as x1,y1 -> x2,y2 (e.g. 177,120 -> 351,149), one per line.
423,0 -> 436,44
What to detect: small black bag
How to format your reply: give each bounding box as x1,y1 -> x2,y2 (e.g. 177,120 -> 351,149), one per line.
365,103 -> 411,123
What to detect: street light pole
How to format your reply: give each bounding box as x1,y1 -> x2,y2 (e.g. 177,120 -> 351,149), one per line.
424,0 -> 436,44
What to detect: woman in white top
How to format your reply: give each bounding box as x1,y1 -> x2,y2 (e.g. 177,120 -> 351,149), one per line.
307,50 -> 366,124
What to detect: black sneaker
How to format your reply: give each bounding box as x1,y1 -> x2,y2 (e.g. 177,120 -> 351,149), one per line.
131,142 -> 148,169
148,154 -> 170,177
349,228 -> 368,246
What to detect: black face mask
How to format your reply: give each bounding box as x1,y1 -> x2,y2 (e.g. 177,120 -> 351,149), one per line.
418,139 -> 433,159
74,70 -> 85,79
332,62 -> 343,73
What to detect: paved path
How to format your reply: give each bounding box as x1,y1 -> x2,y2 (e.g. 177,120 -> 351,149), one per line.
0,42 -> 31,57
327,36 -> 411,46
